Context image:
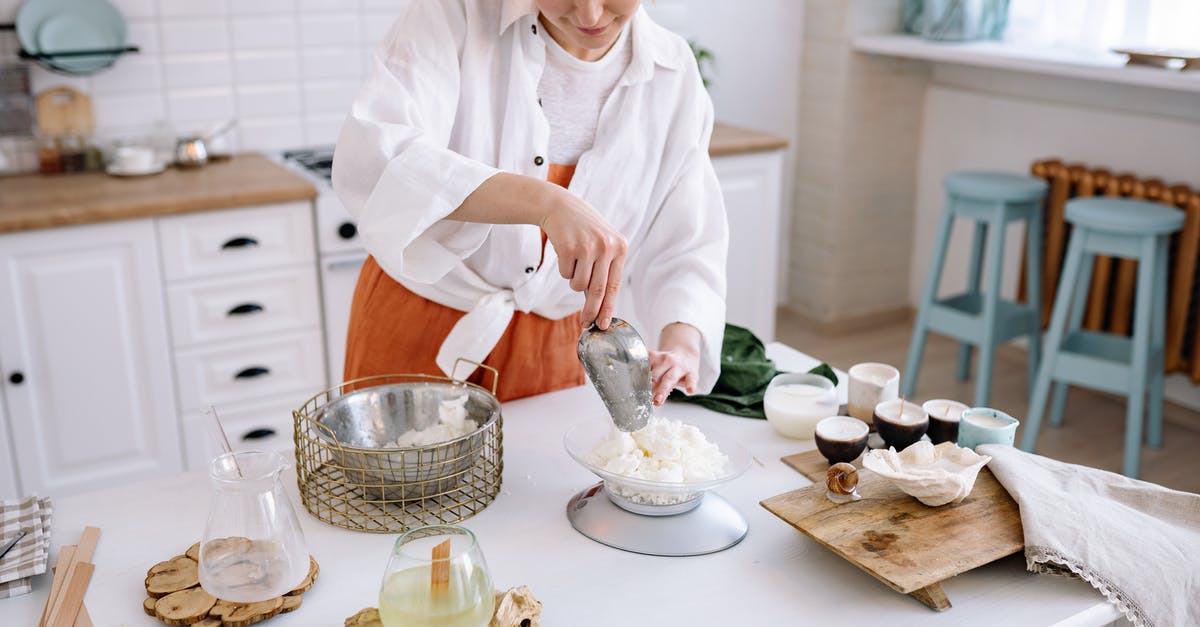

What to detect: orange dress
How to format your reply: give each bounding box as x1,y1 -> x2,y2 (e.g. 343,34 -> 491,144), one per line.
343,164 -> 585,401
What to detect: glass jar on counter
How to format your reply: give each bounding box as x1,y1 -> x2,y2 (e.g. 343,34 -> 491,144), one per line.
37,135 -> 61,174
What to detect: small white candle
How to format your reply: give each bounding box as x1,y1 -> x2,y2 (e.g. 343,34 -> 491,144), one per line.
964,413 -> 1011,429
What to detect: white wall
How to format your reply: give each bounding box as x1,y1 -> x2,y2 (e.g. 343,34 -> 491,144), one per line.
648,0 -> 804,305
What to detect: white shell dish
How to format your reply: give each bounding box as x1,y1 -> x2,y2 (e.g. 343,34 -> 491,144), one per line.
862,441 -> 991,507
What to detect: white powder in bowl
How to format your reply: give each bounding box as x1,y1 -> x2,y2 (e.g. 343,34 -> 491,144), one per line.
588,417 -> 729,483
385,393 -> 475,448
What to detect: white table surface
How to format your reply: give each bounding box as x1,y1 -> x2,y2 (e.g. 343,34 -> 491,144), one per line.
3,343 -> 1118,626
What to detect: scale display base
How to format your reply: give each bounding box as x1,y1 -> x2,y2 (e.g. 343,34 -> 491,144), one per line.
566,482 -> 748,557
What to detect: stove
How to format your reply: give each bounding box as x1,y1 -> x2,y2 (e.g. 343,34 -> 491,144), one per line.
282,147 -> 335,183
280,146 -> 365,385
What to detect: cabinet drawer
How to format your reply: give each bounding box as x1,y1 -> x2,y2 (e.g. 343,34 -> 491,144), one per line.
167,267 -> 321,347
174,330 -> 326,412
181,394 -> 299,471
158,202 -> 315,280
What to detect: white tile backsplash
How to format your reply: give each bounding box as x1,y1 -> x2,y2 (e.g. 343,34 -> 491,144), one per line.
2,0 -> 413,168
167,87 -> 235,124
298,0 -> 359,11
234,50 -> 302,84
158,0 -> 228,18
300,14 -> 362,47
160,19 -> 231,54
301,46 -> 364,81
110,0 -> 156,20
304,113 -> 345,146
126,19 -> 161,54
239,117 -> 305,151
230,0 -> 297,15
231,16 -> 299,50
238,84 -> 303,117
92,91 -> 167,128
302,79 -> 360,115
90,57 -> 164,94
163,53 -> 233,89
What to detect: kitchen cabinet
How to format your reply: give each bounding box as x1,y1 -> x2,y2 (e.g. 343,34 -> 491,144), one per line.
156,202 -> 326,470
0,220 -> 182,496
715,149 -> 785,341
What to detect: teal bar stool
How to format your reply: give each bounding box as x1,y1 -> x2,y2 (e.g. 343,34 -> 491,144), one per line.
903,171 -> 1048,407
1020,197 -> 1183,478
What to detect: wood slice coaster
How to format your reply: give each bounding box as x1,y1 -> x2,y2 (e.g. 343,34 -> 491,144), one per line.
346,585 -> 542,627
762,449 -> 1023,612
142,540 -> 318,627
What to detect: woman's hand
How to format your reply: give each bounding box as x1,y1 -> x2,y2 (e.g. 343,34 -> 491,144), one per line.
649,323 -> 702,406
540,186 -> 626,330
451,173 -> 626,329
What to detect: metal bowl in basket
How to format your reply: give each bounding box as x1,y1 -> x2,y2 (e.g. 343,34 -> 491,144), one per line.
313,379 -> 501,500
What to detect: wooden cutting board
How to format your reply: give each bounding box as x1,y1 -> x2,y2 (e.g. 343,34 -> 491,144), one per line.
35,86 -> 94,136
760,449 -> 1023,611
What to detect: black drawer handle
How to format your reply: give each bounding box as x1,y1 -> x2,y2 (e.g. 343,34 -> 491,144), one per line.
242,428 -> 277,441
338,222 -> 357,240
221,236 -> 259,250
234,366 -> 270,380
226,303 -> 264,316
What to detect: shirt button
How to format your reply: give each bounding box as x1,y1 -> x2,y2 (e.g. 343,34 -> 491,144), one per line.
524,266 -> 535,274
533,155 -> 544,166
531,24 -> 537,35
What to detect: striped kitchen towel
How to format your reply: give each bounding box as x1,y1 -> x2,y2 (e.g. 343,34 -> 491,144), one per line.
0,495 -> 52,599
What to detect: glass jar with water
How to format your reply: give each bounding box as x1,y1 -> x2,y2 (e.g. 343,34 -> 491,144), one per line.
198,450 -> 310,602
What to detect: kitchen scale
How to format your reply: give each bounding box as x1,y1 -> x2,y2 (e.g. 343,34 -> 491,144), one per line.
566,482 -> 748,557
571,319 -> 751,557
562,419 -> 751,557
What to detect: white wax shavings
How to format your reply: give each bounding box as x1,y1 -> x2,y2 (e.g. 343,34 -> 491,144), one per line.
385,393 -> 474,447
588,417 -> 729,483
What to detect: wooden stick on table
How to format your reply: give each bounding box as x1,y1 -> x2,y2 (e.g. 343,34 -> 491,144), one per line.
38,527 -> 101,627
44,561 -> 94,627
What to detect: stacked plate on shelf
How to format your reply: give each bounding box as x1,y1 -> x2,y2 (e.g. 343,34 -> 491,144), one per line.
15,0 -> 127,75
0,495 -> 52,599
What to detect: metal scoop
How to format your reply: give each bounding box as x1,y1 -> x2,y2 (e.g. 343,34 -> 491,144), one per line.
577,318 -> 653,432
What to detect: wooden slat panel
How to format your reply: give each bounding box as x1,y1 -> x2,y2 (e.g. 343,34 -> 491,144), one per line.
1040,161 -> 1073,327
1083,171 -> 1120,330
1109,178 -> 1162,335
1165,186 -> 1197,371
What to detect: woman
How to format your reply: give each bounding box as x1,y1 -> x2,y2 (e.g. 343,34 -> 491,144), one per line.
333,0 -> 726,405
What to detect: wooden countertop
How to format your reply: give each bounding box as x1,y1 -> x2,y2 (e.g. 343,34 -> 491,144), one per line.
0,125 -> 784,236
0,153 -> 317,235
709,122 -> 789,156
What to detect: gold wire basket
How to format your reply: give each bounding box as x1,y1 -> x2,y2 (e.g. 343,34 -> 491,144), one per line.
293,362 -> 503,533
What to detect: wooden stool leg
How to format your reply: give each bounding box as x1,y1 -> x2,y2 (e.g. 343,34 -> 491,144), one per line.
904,206 -> 956,398
974,208 -> 1007,408
1050,247 -> 1095,428
1026,205 -> 1044,394
1023,231 -> 1087,452
1123,237 -> 1158,478
1147,236 -> 1169,449
958,221 -> 988,382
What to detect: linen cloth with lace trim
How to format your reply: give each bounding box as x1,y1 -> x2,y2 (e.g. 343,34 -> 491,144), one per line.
979,444 -> 1199,627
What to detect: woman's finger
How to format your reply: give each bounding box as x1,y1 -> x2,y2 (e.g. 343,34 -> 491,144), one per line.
595,254 -> 624,331
654,365 -> 685,405
581,252 -> 610,328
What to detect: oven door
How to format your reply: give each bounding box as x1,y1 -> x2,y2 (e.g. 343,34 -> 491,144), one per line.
319,251 -> 367,386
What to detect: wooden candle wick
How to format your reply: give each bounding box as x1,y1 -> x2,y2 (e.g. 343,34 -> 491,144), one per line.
430,539 -> 451,598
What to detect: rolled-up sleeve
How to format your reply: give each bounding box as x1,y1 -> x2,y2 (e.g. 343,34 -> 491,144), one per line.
632,98 -> 728,394
332,0 -> 499,285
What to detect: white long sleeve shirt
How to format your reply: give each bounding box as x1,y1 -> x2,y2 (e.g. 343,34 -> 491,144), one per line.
332,0 -> 728,393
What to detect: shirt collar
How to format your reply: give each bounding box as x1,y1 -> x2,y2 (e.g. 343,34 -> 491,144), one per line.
499,1 -> 685,81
